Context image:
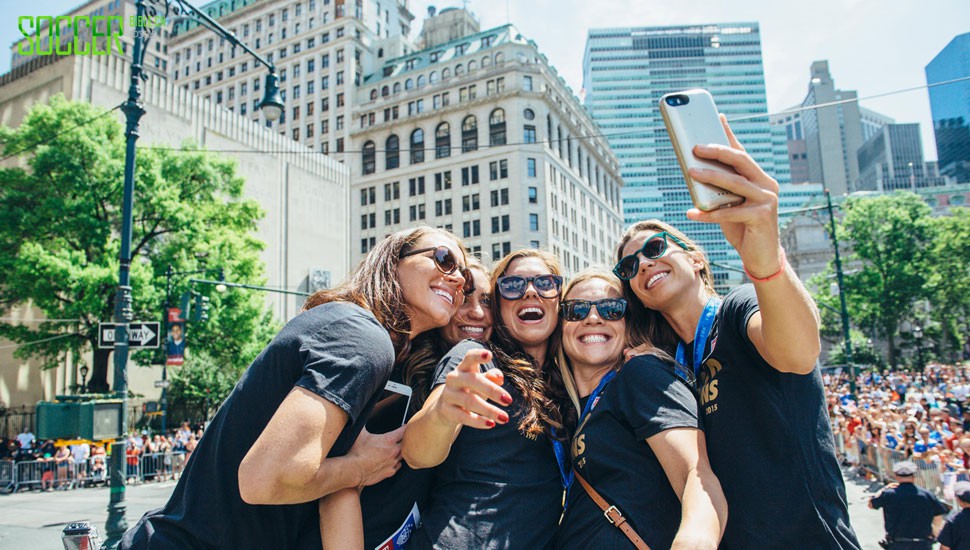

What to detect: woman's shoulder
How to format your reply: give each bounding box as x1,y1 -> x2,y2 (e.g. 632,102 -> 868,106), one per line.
620,354 -> 693,387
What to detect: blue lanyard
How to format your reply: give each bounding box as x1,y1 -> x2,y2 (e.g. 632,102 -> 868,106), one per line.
553,370 -> 617,491
676,297 -> 722,378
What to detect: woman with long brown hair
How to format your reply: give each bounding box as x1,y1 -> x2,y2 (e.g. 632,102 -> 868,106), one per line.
403,249 -> 567,549
612,117 -> 859,549
122,226 -> 471,549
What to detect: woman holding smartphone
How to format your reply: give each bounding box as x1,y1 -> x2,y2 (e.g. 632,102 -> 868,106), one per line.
122,227 -> 470,549
612,116 -> 859,549
554,268 -> 726,549
337,257 -> 494,550
403,249 -> 566,549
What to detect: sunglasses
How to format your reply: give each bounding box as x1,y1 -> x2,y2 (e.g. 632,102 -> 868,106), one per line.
559,298 -> 628,322
400,246 -> 474,295
495,274 -> 563,301
612,231 -> 691,280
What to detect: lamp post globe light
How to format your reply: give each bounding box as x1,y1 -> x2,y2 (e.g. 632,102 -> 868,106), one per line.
105,0 -> 281,545
79,365 -> 89,394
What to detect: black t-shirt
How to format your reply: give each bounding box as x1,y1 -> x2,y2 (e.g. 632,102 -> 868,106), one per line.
555,355 -> 699,549
417,339 -> 562,550
870,483 -> 949,539
121,302 -> 395,549
696,285 -> 860,549
939,507 -> 970,549
360,362 -> 435,549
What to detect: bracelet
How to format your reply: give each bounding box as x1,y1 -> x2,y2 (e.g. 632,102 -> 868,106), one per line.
744,248 -> 787,283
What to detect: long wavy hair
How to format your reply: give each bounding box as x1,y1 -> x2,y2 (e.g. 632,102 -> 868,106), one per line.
488,250 -> 566,438
302,226 -> 467,364
614,219 -> 716,354
402,257 -> 490,412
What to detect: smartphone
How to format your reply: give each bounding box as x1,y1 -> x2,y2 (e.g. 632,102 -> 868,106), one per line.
660,89 -> 745,211
365,381 -> 413,434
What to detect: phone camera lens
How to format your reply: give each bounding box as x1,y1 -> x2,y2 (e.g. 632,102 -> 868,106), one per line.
665,95 -> 689,107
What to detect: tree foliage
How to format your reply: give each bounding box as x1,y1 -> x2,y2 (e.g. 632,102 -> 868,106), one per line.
811,193 -> 970,368
0,96 -> 276,394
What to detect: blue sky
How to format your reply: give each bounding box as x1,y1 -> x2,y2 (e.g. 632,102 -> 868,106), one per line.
5,0 -> 968,160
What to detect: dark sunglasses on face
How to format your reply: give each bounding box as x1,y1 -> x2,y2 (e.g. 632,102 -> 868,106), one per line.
559,298 -> 628,322
400,246 -> 475,295
612,231 -> 691,280
495,274 -> 563,301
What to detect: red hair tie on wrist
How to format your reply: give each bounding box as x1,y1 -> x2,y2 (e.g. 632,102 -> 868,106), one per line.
744,248 -> 787,283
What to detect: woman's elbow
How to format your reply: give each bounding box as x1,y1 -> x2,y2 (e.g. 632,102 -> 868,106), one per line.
238,457 -> 274,504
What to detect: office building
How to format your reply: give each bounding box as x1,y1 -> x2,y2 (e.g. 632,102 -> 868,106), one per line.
856,123 -> 947,192
926,33 -> 970,183
351,16 -> 625,272
583,22 -> 783,289
168,0 -> 416,162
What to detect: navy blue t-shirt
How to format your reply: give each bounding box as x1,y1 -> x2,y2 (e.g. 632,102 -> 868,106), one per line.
939,507 -> 970,550
417,339 -> 562,550
121,302 -> 395,549
870,482 -> 949,539
697,285 -> 860,549
555,355 -> 699,549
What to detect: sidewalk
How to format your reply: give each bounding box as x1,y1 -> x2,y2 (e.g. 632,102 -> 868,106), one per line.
844,465 -> 895,549
0,480 -> 175,547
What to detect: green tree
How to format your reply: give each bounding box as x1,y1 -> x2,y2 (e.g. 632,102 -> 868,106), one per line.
925,207 -> 970,361
812,193 -> 935,369
0,96 -> 275,393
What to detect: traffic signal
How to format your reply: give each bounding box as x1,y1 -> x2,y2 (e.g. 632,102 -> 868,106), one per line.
194,294 -> 210,322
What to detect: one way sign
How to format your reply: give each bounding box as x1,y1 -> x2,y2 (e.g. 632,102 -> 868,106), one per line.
98,322 -> 161,349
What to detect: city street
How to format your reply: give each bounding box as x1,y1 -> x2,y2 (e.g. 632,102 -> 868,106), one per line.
0,467 -> 891,548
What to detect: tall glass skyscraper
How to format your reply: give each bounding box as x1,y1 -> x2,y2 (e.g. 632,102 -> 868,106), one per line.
583,23 -> 784,289
926,33 -> 970,184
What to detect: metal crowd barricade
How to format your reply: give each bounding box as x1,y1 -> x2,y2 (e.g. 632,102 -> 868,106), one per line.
137,451 -> 185,483
0,460 -> 14,493
13,459 -> 79,492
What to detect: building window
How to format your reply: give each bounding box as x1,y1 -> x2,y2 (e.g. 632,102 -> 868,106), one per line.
409,176 -> 426,196
524,125 -> 536,144
489,159 -> 509,180
385,135 -> 400,170
527,158 -> 537,178
410,129 -> 425,164
362,141 -> 376,175
461,165 -> 479,186
528,186 -> 538,204
435,122 -> 451,159
434,171 -> 453,191
523,76 -> 533,92
529,213 -> 539,231
462,115 -> 478,153
489,108 -> 506,146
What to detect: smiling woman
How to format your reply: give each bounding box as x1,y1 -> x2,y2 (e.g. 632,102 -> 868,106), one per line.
402,249 -> 568,549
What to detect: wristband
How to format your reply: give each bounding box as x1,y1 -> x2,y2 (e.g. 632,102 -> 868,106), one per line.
744,248 -> 787,283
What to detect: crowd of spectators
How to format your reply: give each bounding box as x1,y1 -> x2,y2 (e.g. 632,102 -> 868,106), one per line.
1,420 -> 205,492
826,362 -> 970,479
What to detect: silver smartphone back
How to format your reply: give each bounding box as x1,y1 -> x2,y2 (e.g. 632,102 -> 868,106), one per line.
660,89 -> 744,211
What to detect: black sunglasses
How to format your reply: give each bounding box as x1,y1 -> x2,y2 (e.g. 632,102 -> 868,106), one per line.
613,231 -> 690,280
495,274 -> 563,301
559,298 -> 628,322
400,246 -> 474,295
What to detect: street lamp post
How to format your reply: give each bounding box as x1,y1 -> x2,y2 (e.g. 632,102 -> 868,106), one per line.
913,325 -> 925,371
79,365 -> 89,394
104,0 -> 282,544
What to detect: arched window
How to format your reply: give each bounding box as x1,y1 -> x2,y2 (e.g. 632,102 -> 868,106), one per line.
381,85 -> 389,97
436,122 -> 451,158
385,135 -> 400,170
430,71 -> 439,84
410,128 -> 424,164
393,82 -> 401,94
417,75 -> 426,87
468,60 -> 477,71
495,52 -> 504,64
462,115 -> 478,152
405,78 -> 414,90
442,68 -> 451,79
455,64 -> 464,75
369,89 -> 378,100
489,108 -> 506,147
481,55 -> 491,67
362,141 -> 376,175
523,108 -> 535,120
